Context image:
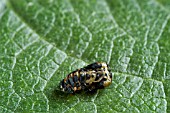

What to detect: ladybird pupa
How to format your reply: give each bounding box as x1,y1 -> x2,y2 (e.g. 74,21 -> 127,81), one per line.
59,62 -> 112,94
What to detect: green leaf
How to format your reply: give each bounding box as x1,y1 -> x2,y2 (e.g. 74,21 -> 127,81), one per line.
0,0 -> 170,112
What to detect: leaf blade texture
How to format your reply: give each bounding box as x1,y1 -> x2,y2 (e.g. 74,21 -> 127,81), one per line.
0,0 -> 170,112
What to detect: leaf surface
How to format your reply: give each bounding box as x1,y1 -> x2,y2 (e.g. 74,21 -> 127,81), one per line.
0,0 -> 170,112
